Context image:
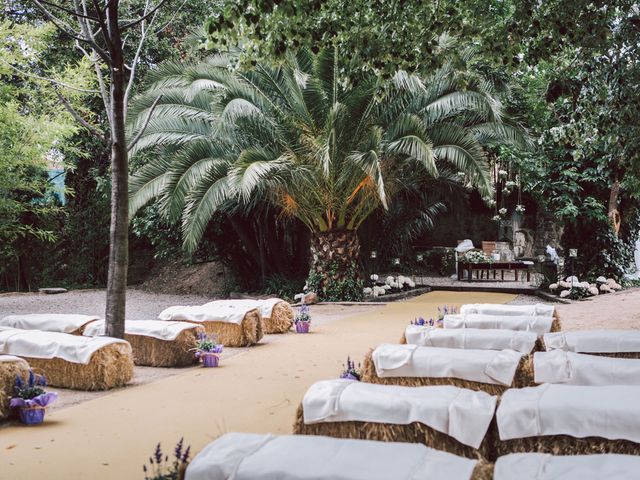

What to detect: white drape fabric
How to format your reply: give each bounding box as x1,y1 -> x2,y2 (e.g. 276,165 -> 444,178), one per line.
185,433 -> 479,480
302,379 -> 496,448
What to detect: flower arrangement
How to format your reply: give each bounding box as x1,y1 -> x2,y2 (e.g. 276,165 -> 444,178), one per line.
492,214 -> 502,222
364,275 -> 416,297
463,249 -> 490,264
192,333 -> 223,368
498,169 -> 508,178
515,204 -> 526,213
11,370 -> 58,425
340,356 -> 361,381
437,305 -> 457,321
498,207 -> 508,216
143,438 -> 190,480
294,303 -> 311,333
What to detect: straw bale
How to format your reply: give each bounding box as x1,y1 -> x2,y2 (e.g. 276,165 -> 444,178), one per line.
181,309 -> 263,347
292,404 -> 493,461
126,325 -> 204,367
551,311 -> 561,332
262,301 -> 293,334
471,461 -> 494,480
494,435 -> 640,458
0,357 -> 30,419
22,342 -> 134,390
360,349 -> 534,396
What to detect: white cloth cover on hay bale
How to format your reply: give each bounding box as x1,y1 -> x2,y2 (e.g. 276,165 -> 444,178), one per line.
497,384 -> 640,442
0,327 -> 130,364
203,298 -> 285,319
0,354 -> 28,364
185,432 -> 479,480
460,303 -> 555,317
302,379 -> 496,448
0,314 -> 100,334
405,325 -> 537,354
543,330 -> 640,353
444,314 -> 553,335
534,350 -> 640,386
158,302 -> 258,324
83,319 -> 201,341
373,344 -> 523,386
494,452 -> 640,480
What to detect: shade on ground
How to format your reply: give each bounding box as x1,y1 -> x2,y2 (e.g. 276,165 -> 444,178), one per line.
0,291 -> 513,479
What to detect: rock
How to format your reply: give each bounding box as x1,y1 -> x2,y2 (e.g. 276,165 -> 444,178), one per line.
565,276 -> 580,284
38,288 -> 67,294
588,286 -> 599,296
303,292 -> 319,304
559,290 -> 571,298
549,283 -> 559,291
558,281 -> 571,289
600,284 -> 612,293
596,276 -> 607,283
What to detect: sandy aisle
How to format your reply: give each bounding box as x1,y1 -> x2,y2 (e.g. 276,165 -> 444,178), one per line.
0,291 -> 512,479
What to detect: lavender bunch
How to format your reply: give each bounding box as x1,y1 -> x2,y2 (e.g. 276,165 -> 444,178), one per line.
11,370 -> 58,409
340,356 -> 361,381
411,317 -> 434,326
437,305 -> 457,321
295,303 -> 311,324
143,439 -> 190,480
192,333 -> 223,354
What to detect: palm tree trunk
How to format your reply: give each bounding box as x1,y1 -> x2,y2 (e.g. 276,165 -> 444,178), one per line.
309,230 -> 362,300
104,4 -> 128,339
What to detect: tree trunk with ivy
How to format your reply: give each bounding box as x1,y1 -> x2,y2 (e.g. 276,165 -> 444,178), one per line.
308,230 -> 363,301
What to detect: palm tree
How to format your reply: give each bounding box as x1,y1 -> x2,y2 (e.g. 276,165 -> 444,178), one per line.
128,49 -> 525,299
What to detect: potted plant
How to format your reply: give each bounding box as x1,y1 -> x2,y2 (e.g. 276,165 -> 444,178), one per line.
10,370 -> 58,425
294,303 -> 311,333
192,333 -> 223,368
340,357 -> 361,381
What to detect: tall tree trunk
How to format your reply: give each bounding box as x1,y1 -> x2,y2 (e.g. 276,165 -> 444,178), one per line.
608,178 -> 621,236
104,2 -> 128,339
308,230 -> 362,300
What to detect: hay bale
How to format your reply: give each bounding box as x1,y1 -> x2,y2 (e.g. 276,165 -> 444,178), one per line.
494,435 -> 640,458
472,461 -> 494,480
22,343 -> 134,391
181,309 -> 263,347
551,311 -> 561,332
0,356 -> 30,419
360,349 -> 534,396
261,301 -> 293,334
292,404 -> 494,461
125,325 -> 204,367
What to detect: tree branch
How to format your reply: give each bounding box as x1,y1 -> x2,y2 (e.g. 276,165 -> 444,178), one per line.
30,0 -> 112,63
120,0 -> 170,30
54,87 -> 105,139
0,58 -> 100,93
37,0 -> 100,21
127,95 -> 162,151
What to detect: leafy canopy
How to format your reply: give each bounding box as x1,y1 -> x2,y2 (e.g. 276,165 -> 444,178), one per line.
129,49 -> 525,253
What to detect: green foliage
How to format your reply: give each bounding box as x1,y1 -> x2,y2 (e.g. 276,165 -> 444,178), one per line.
567,285 -> 590,300
262,274 -> 303,302
0,21 -> 80,287
129,48 -> 521,256
310,261 -> 363,302
131,204 -> 183,260
203,1 -> 516,76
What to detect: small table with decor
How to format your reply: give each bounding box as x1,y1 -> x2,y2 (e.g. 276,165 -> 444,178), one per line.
457,261 -> 533,282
